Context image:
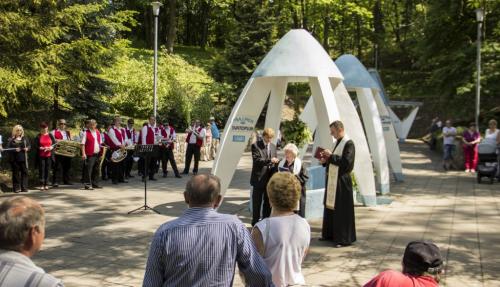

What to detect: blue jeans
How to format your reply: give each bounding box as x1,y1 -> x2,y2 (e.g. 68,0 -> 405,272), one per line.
443,144 -> 455,160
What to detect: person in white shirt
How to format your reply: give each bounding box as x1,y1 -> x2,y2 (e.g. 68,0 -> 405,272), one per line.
51,119 -> 73,186
183,119 -> 205,175
0,196 -> 64,287
80,119 -> 102,190
108,116 -> 127,184
251,172 -> 310,287
484,119 -> 500,145
140,116 -> 160,180
442,120 -> 457,171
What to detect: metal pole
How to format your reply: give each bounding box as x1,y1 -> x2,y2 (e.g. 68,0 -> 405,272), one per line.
153,14 -> 159,119
475,20 -> 481,129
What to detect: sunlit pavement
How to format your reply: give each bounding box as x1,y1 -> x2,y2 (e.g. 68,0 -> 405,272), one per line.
1,140 -> 498,286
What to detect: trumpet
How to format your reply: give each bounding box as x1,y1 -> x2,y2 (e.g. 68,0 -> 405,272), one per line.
54,140 -> 81,157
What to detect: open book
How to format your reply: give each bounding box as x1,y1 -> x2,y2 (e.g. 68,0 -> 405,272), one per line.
314,146 -> 329,161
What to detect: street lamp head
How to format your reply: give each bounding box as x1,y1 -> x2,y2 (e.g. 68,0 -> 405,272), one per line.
152,1 -> 162,16
475,8 -> 484,22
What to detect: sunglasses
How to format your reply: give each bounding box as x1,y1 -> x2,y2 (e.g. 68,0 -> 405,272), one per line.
59,123 -> 66,125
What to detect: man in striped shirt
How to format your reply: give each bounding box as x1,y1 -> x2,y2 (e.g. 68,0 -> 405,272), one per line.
143,174 -> 274,287
0,196 -> 64,287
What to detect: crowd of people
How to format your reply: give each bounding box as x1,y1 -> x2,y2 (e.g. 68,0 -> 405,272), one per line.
0,176 -> 444,287
0,119 -> 452,286
429,118 -> 500,177
0,116 -> 221,192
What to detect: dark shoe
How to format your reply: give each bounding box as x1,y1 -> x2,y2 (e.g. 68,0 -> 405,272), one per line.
92,185 -> 102,189
112,181 -> 118,185
119,180 -> 128,183
149,177 -> 157,181
52,183 -> 59,188
63,181 -> 73,185
193,171 -> 198,175
84,185 -> 94,190
175,174 -> 182,178
182,171 -> 189,175
21,189 -> 28,193
13,189 -> 21,193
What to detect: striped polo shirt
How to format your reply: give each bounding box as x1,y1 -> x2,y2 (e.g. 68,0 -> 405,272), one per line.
0,249 -> 63,287
143,207 -> 274,287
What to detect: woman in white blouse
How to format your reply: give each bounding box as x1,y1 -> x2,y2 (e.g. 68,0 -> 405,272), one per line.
251,172 -> 310,287
484,119 -> 500,145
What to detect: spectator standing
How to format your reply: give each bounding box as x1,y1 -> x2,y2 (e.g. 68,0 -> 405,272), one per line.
7,125 -> 30,193
0,196 -> 64,287
251,172 -> 310,287
462,123 -> 481,173
210,116 -> 220,159
34,122 -> 56,190
429,117 -> 442,151
484,119 -> 499,145
363,241 -> 443,287
143,174 -> 274,287
442,120 -> 457,171
201,122 -> 212,161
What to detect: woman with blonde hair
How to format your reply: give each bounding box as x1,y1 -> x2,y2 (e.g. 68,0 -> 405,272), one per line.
276,143 -> 308,217
251,172 -> 311,287
6,125 -> 31,193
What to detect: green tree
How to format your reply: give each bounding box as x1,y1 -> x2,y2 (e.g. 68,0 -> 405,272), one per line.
0,0 -> 136,124
211,0 -> 275,106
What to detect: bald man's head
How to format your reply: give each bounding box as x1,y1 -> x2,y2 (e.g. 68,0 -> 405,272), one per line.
0,196 -> 45,252
184,174 -> 222,207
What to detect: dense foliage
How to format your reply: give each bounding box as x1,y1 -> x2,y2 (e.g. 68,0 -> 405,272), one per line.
0,0 -> 136,126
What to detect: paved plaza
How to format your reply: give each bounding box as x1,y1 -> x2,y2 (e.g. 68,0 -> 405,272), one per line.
1,140 -> 499,286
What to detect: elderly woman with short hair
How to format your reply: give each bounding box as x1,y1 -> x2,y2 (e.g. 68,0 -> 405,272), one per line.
251,172 -> 311,287
276,143 -> 309,217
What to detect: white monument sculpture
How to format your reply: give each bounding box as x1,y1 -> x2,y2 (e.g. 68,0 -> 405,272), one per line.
369,69 -> 421,146
334,54 -> 390,194
212,29 -> 377,206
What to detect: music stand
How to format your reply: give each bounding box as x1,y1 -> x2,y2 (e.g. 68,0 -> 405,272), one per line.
128,144 -> 160,214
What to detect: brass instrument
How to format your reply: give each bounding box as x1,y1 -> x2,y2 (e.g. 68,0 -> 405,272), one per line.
54,140 -> 81,157
111,147 -> 127,163
98,145 -> 108,176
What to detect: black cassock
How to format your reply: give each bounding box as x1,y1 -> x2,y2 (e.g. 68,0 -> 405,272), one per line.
322,138 -> 356,245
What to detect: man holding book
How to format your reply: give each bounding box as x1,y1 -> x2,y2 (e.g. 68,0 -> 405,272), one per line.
317,121 -> 356,247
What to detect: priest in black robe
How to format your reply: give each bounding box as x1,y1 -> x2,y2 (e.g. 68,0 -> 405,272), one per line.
319,120 -> 356,247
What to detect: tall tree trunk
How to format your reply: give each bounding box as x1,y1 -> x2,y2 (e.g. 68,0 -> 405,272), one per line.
300,0 -> 308,30
199,0 -> 211,49
323,15 -> 330,52
373,0 -> 384,68
166,0 -> 177,53
52,84 -> 59,129
144,10 -> 152,48
356,15 -> 362,58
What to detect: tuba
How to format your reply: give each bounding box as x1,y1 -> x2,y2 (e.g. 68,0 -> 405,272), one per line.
111,147 -> 127,163
54,140 -> 81,157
